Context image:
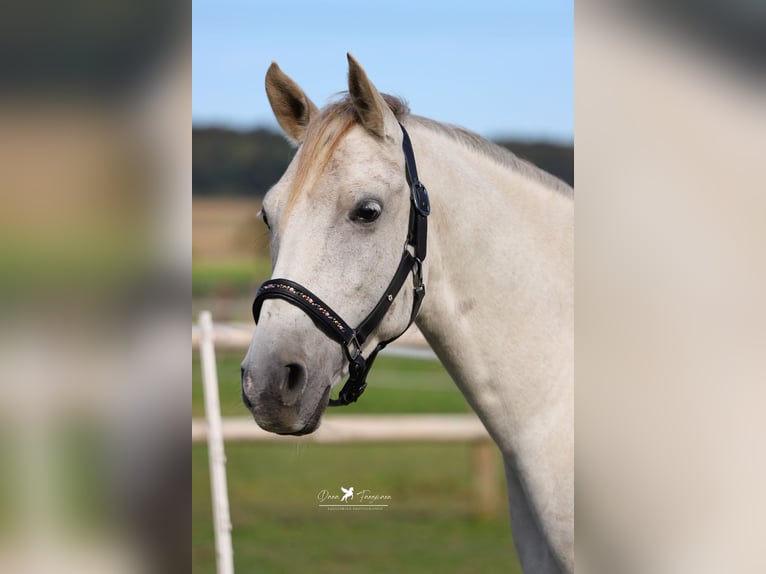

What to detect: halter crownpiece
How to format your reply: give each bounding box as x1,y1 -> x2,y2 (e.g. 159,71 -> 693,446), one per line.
252,123 -> 429,406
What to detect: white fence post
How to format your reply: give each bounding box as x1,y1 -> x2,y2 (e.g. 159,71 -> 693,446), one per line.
199,311 -> 235,574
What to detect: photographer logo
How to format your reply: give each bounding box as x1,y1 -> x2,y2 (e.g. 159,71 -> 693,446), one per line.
317,486 -> 391,511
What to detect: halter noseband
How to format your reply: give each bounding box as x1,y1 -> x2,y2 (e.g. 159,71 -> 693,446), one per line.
252,124 -> 430,406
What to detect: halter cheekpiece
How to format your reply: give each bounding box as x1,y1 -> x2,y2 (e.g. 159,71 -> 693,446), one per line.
252,124 -> 430,406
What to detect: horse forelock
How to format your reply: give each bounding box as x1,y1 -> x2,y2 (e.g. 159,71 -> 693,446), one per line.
283,94 -> 410,219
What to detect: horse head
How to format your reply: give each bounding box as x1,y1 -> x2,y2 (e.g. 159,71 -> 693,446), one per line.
241,55 -> 422,435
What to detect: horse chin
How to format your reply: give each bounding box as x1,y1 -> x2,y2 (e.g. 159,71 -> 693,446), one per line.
279,385 -> 330,436
257,385 -> 331,436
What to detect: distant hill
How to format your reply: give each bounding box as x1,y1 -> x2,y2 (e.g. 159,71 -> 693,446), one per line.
193,127 -> 573,197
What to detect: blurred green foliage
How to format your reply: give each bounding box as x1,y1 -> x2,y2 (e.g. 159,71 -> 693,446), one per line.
496,140 -> 574,188
193,128 -> 295,197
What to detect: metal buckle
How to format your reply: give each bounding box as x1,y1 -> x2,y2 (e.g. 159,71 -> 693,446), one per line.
345,333 -> 362,361
411,182 -> 430,217
412,258 -> 424,289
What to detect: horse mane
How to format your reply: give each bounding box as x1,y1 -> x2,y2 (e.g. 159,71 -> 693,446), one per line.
407,114 -> 573,198
289,93 -> 572,211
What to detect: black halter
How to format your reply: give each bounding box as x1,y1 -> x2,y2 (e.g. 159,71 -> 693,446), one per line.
252,124 -> 430,406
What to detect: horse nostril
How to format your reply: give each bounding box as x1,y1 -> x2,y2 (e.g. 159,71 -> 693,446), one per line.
285,362 -> 306,392
241,367 -> 253,408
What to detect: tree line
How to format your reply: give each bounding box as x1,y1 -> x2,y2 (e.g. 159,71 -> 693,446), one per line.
193,127 -> 573,197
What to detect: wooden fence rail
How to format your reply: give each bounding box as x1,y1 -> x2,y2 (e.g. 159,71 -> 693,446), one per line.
192,414 -> 490,444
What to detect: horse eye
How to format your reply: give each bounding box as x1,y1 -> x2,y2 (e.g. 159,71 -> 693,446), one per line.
350,201 -> 382,223
259,209 -> 270,229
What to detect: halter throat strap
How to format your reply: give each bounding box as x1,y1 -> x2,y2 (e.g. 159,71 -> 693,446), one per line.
252,124 -> 429,406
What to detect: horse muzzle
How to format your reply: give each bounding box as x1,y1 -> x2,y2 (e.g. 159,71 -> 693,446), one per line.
241,356 -> 331,435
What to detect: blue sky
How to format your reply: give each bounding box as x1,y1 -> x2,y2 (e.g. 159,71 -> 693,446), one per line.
193,1 -> 572,142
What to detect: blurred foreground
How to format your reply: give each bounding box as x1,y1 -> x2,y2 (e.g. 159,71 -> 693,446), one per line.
576,2 -> 766,573
0,2 -> 189,573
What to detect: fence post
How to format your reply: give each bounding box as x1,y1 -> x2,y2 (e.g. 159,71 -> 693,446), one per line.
199,311 -> 235,574
472,440 -> 499,518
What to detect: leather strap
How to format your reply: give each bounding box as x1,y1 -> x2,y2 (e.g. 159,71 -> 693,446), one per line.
251,123 -> 429,406
402,126 -> 431,219
354,250 -> 417,345
252,279 -> 355,346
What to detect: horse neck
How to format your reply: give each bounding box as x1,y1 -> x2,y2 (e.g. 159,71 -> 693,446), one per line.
408,123 -> 574,454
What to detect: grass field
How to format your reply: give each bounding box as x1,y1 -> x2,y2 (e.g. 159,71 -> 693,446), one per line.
192,351 -> 522,573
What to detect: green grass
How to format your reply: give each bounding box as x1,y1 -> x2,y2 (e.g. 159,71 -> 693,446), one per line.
192,351 -> 521,573
192,442 -> 519,574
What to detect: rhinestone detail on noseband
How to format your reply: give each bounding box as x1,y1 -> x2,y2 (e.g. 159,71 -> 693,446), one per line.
260,282 -> 347,333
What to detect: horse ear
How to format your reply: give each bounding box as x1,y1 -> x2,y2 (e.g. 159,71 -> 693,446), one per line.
265,62 -> 318,144
347,53 -> 398,140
